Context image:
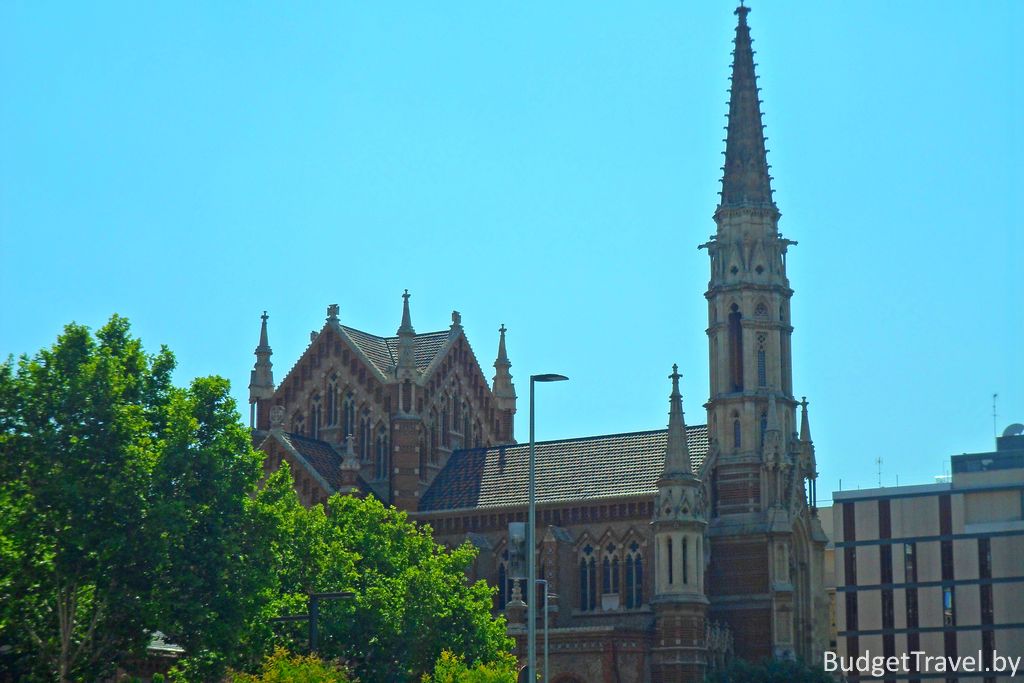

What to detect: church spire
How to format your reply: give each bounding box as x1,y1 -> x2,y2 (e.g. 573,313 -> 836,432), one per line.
719,3 -> 775,212
663,364 -> 692,477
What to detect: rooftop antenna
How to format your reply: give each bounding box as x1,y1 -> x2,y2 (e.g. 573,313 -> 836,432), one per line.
993,393 -> 999,439
875,456 -> 883,488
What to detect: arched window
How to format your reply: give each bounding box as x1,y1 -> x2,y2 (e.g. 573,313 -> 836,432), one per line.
359,410 -> 371,462
760,412 -> 768,447
625,541 -> 643,608
343,393 -> 355,439
667,537 -> 674,585
756,333 -> 767,387
496,549 -> 514,611
326,376 -> 338,426
733,417 -> 741,450
683,537 -> 689,584
375,426 -> 389,480
602,543 -> 620,599
429,410 -> 439,464
754,301 -> 769,318
728,304 -> 744,391
441,405 -> 450,447
311,394 -> 322,439
579,545 -> 597,611
293,412 -> 305,437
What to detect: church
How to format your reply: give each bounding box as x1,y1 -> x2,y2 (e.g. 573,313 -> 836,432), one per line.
250,5 -> 829,681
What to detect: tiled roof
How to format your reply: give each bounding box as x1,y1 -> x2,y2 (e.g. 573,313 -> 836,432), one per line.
276,432 -> 347,490
341,326 -> 450,376
419,426 -> 709,512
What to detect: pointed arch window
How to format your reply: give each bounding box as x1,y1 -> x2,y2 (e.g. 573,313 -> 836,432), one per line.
374,425 -> 389,480
311,394 -> 322,439
733,416 -> 741,450
728,303 -> 744,391
625,542 -> 643,608
293,412 -> 305,437
359,410 -> 371,462
667,537 -> 674,584
760,411 -> 768,447
601,543 -> 621,605
497,550 -> 514,611
326,377 -> 338,426
441,404 -> 450,447
756,333 -> 767,387
683,537 -> 689,584
579,545 -> 597,611
343,393 -> 355,439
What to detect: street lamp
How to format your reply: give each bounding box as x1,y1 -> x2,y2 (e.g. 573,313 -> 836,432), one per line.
536,579 -> 557,683
528,373 -> 568,683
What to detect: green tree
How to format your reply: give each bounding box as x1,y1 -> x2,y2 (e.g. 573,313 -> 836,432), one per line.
148,375 -> 267,679
256,470 -> 514,683
0,317 -> 174,681
229,646 -> 353,683
422,650 -> 517,683
0,317 -> 271,681
704,657 -> 833,683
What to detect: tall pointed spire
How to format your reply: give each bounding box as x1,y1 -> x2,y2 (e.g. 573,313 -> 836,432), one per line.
663,364 -> 693,477
719,3 -> 775,211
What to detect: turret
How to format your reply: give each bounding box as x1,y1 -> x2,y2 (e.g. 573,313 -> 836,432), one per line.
249,311 -> 275,430
492,324 -> 517,441
651,366 -> 708,682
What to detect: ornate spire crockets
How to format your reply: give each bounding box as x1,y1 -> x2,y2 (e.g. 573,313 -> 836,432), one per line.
249,311 -> 276,429
663,364 -> 693,478
719,3 -> 775,213
492,324 -> 517,412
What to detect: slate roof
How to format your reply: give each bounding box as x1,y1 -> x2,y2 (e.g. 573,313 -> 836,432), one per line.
419,425 -> 709,512
340,326 -> 450,376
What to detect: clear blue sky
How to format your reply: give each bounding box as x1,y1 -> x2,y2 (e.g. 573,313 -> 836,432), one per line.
2,2 -> 1021,501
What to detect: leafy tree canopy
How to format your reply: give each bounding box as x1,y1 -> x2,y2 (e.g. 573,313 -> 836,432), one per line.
0,316 -> 265,681
253,469 -> 514,683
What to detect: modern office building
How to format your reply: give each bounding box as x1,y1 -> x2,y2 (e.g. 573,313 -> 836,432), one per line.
832,429 -> 1024,682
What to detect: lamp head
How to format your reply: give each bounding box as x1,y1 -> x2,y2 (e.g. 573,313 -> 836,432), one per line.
531,373 -> 569,383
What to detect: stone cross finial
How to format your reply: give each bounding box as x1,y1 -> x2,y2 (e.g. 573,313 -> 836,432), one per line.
451,310 -> 461,327
327,304 -> 340,322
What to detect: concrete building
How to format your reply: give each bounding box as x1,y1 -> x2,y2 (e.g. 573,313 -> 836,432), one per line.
831,429 -> 1024,682
250,5 -> 830,681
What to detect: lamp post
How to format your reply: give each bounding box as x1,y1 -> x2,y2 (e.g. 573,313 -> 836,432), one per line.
536,579 -> 557,683
528,373 -> 568,683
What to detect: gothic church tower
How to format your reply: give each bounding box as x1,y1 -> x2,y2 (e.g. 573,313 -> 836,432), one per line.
700,4 -> 828,662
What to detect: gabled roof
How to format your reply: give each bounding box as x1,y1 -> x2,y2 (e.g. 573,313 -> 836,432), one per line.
419,426 -> 709,512
262,431 -> 371,495
340,325 -> 451,377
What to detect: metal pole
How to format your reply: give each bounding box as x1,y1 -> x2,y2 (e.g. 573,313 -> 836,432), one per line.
542,581 -> 549,683
527,377 -> 537,683
308,595 -> 319,655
